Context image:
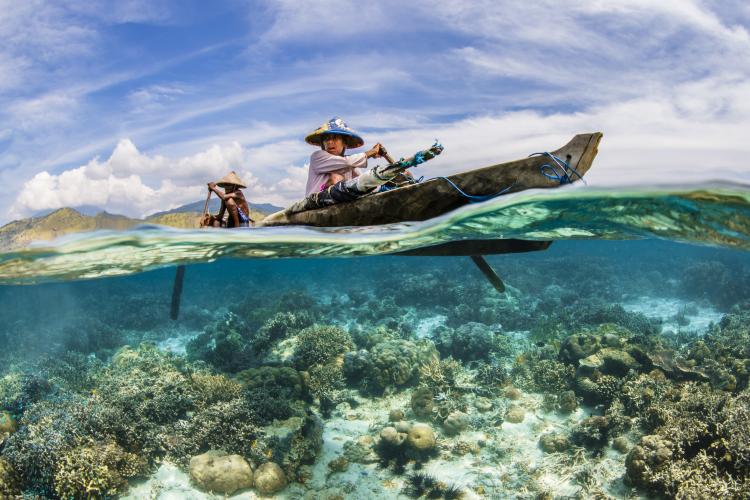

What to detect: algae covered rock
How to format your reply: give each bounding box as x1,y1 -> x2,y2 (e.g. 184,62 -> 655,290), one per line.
558,390 -> 578,413
381,426 -> 407,447
625,434 -> 674,489
189,450 -> 254,494
571,415 -> 610,450
263,413 -> 323,478
559,334 -> 601,365
411,387 -> 434,420
539,432 -> 571,453
254,461 -> 286,495
407,423 -> 436,451
443,411 -> 470,436
505,406 -> 525,424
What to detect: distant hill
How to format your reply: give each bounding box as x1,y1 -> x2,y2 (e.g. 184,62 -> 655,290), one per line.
148,198 -> 283,218
32,204 -> 103,217
0,200 -> 282,252
0,208 -> 142,251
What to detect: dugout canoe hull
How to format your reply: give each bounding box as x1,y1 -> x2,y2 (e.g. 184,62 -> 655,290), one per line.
259,132 -> 602,228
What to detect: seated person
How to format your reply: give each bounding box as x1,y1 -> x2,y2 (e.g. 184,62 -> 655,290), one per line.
207,171 -> 253,227
304,117 -> 385,196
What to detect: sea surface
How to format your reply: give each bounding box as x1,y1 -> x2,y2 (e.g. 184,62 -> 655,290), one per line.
1,182 -> 750,499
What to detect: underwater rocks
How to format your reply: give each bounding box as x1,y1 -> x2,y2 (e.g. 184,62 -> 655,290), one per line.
442,411 -> 469,436
375,421 -> 439,473
263,413 -> 324,479
189,450 -> 254,495
571,416 -> 610,450
381,426 -> 407,447
578,347 -> 639,377
407,423 -> 436,450
539,432 -> 571,453
505,406 -> 525,424
254,461 -> 287,494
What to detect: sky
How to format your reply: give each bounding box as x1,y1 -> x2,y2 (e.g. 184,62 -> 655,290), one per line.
1,0 -> 749,223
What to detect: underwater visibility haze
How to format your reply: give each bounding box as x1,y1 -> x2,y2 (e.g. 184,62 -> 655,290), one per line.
2,182 -> 750,498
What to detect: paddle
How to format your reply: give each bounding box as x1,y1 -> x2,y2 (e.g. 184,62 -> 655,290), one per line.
470,255 -> 506,294
170,190 -> 213,320
169,265 -> 186,320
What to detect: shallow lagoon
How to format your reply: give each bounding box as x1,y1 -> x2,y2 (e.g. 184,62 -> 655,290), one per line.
2,234 -> 750,499
2,182 -> 750,498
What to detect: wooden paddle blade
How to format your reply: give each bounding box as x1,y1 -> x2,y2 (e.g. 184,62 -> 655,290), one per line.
170,265 -> 186,320
469,255 -> 505,294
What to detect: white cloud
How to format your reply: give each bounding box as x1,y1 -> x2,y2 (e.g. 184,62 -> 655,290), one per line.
7,137 -> 312,220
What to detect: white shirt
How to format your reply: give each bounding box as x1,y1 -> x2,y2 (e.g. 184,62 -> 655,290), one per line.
305,149 -> 368,196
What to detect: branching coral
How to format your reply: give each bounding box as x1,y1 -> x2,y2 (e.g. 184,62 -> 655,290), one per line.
186,312 -> 256,372
0,457 -> 21,497
236,366 -> 307,424
293,325 -> 353,370
53,441 -> 147,498
251,311 -> 314,354
433,322 -> 507,362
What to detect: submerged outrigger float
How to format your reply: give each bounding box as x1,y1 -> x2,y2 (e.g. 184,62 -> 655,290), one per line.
172,133 -> 602,318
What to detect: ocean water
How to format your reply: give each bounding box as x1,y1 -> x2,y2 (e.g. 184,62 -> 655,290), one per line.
1,183 -> 750,499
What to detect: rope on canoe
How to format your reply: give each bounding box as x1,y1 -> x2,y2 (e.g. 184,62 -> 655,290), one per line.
376,174 -> 513,202
435,176 -> 514,202
529,151 -> 586,185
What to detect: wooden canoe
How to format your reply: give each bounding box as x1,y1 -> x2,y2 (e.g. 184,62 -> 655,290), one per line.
259,132 -> 602,228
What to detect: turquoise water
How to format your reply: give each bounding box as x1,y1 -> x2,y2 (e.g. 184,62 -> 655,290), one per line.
1,183 -> 749,283
1,183 -> 750,499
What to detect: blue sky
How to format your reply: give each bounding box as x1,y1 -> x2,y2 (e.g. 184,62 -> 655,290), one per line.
2,0 -> 750,222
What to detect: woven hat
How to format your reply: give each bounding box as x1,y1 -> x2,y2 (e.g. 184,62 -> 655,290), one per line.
216,171 -> 247,188
305,117 -> 364,148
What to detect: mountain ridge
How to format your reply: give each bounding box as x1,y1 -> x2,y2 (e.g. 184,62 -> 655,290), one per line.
0,199 -> 282,252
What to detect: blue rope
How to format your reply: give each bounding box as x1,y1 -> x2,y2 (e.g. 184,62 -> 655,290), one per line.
529,152 -> 586,185
433,176 -> 514,203
376,173 -> 512,202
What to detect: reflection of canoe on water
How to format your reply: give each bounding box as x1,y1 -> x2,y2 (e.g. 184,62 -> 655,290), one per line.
259,132 -> 603,229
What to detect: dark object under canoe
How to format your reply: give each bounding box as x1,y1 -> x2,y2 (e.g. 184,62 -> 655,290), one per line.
259,132 -> 602,228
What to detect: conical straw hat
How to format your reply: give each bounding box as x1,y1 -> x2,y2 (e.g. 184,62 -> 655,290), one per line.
305,116 -> 364,148
216,171 -> 247,188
